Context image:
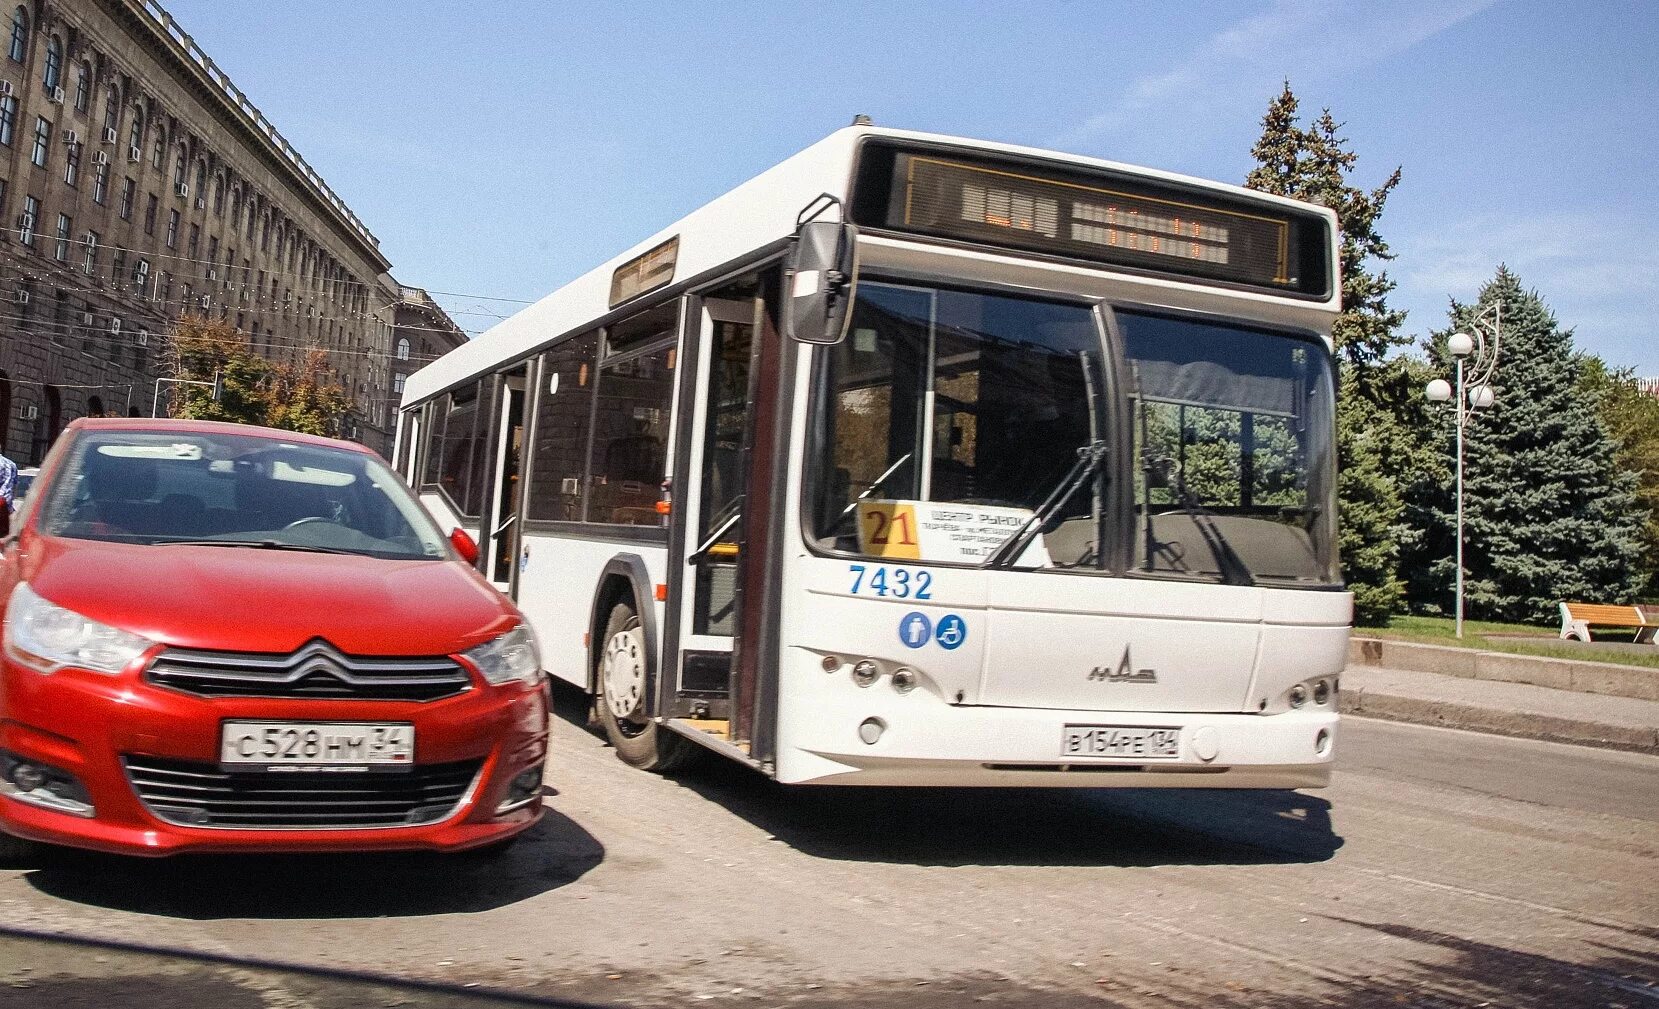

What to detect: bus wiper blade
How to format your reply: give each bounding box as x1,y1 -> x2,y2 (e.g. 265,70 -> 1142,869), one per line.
981,440 -> 1109,569
167,539 -> 356,556
838,452 -> 914,520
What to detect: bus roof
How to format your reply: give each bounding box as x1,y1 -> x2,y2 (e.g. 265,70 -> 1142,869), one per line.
402,125 -> 1340,407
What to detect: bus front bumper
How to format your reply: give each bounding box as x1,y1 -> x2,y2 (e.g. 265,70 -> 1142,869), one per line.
777,705 -> 1338,788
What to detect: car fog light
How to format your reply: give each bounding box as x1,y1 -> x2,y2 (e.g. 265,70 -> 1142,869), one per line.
1312,679 -> 1330,705
496,764 -> 545,815
821,655 -> 841,673
858,717 -> 885,745
1289,683 -> 1308,708
0,750 -> 94,818
852,660 -> 880,687
10,763 -> 45,792
891,668 -> 917,694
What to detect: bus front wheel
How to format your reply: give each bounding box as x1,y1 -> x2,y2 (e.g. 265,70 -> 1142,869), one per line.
596,601 -> 695,773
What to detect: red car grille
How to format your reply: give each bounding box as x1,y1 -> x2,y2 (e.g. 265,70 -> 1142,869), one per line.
123,756 -> 481,829
145,640 -> 472,702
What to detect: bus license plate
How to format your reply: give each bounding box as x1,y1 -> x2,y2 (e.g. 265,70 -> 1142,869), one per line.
220,721 -> 414,769
1062,725 -> 1180,760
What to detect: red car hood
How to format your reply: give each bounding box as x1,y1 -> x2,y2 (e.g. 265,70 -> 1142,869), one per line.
17,536 -> 516,656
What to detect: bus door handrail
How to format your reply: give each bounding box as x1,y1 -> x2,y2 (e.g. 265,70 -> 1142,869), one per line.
689,509 -> 742,564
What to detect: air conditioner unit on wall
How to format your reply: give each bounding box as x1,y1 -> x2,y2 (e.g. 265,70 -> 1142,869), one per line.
136,330 -> 148,346
194,196 -> 204,211
12,290 -> 27,305
48,86 -> 64,104
63,129 -> 80,146
80,311 -> 93,325
92,150 -> 108,166
20,404 -> 37,421
127,146 -> 141,163
101,126 -> 117,144
174,182 -> 189,198
0,80 -> 13,97
109,318 -> 120,334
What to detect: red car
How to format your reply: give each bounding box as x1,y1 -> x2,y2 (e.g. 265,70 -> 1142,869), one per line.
0,419 -> 547,858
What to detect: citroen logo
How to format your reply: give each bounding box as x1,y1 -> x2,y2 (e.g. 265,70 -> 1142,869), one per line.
1088,645 -> 1156,683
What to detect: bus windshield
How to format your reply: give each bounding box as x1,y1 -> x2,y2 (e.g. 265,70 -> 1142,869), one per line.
806,283 -> 1339,586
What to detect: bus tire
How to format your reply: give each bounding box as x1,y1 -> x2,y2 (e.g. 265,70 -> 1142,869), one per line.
595,601 -> 695,773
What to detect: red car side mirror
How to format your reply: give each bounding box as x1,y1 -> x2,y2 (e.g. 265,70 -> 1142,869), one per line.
449,528 -> 480,565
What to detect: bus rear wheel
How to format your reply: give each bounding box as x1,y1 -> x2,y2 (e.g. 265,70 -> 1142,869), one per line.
596,601 -> 695,773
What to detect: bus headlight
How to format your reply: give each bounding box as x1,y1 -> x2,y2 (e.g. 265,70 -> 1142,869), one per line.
851,660 -> 880,687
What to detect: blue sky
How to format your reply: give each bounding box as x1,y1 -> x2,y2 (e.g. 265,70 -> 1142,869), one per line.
168,0 -> 1659,372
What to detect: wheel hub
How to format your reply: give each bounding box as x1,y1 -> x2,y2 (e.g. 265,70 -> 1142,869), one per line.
602,626 -> 646,722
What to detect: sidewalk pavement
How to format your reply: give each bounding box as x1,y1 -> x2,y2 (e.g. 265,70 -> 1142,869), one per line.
1340,664 -> 1659,755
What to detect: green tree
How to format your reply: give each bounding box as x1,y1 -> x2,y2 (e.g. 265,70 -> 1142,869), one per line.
1407,268 -> 1646,622
1245,82 -> 1420,623
164,314 -> 271,424
1578,357 -> 1659,596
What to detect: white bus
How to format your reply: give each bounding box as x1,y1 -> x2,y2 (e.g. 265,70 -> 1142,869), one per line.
396,123 -> 1348,788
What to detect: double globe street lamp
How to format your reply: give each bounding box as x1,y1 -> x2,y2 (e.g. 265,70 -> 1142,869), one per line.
1424,304 -> 1502,639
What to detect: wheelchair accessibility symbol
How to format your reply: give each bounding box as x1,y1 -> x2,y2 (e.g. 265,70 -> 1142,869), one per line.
935,614 -> 967,650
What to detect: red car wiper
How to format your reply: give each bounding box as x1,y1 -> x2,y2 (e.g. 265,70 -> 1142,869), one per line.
165,539 -> 356,556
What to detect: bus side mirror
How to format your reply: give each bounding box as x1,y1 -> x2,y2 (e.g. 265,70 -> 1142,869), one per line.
785,219 -> 859,346
450,527 -> 480,565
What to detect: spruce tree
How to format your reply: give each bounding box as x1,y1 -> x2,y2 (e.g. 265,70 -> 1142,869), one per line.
1245,83 -> 1417,623
1578,358 -> 1659,597
1409,268 -> 1646,622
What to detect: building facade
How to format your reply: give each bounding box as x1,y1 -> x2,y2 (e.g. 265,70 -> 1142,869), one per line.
390,284 -> 466,409
1638,377 -> 1658,400
0,0 -> 404,461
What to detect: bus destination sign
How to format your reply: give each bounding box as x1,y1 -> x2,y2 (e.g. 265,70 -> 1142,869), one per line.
851,143 -> 1332,298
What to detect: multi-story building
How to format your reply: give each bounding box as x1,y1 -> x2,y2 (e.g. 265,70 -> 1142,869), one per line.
0,0 -> 405,461
389,283 -> 466,407
1638,377 -> 1658,400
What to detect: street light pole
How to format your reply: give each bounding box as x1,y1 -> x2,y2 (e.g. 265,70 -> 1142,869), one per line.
1425,305 -> 1501,639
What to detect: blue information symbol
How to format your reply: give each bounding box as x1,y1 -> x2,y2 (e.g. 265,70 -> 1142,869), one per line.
898,612 -> 932,649
935,614 -> 967,650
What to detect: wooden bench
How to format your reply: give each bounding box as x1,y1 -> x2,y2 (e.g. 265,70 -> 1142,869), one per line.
1559,602 -> 1656,644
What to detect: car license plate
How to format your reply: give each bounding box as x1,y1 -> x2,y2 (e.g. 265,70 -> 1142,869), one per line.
220,721 -> 414,770
1062,724 -> 1181,760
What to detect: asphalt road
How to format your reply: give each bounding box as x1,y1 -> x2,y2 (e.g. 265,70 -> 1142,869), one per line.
1,690 -> 1655,1009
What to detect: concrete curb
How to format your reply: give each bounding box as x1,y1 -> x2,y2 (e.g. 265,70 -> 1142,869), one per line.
1350,637 -> 1658,701
1339,689 -> 1659,755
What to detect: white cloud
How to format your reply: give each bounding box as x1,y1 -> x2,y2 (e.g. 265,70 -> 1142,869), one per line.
1054,0 -> 1500,151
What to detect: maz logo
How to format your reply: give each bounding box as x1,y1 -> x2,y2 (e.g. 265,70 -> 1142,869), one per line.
1088,646 -> 1157,684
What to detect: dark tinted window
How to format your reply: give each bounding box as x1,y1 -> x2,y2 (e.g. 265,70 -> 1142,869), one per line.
526,333 -> 597,522
432,383 -> 490,517
587,340 -> 674,526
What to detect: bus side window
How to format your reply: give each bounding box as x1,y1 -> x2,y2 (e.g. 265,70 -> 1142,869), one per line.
526,332 -> 598,523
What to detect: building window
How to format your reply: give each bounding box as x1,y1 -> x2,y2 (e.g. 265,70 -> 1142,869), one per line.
212,174 -> 224,214
82,230 -> 97,275
144,194 -> 158,235
119,177 -> 135,220
53,213 -> 69,261
74,61 -> 90,112
92,161 -> 108,204
395,337 -> 411,361
0,94 -> 14,146
172,145 -> 186,188
187,223 -> 198,259
164,208 -> 178,247
151,131 -> 164,168
127,107 -> 142,151
7,7 -> 25,64
19,194 -> 37,246
102,88 -> 116,133
62,139 -> 79,186
393,373 -> 406,395
30,116 -> 50,168
42,34 -> 60,91
110,248 -> 124,285
192,160 -> 205,198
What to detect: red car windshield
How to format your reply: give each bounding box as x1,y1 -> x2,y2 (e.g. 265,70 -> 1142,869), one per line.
36,430 -> 450,561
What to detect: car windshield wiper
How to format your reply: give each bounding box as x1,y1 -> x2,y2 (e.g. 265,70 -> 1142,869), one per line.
1142,454 -> 1255,587
981,440 -> 1110,569
165,539 -> 357,556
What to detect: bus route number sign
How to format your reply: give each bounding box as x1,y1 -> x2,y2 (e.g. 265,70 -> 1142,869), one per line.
848,564 -> 933,600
